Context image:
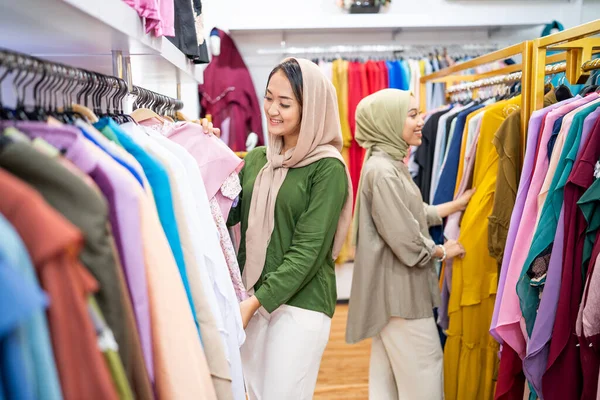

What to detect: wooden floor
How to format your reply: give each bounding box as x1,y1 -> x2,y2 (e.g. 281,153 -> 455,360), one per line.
314,304 -> 371,399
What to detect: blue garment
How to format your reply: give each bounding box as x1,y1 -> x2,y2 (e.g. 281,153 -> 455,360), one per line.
386,61 -> 396,89
94,118 -> 201,336
0,215 -> 62,400
434,105 -> 484,206
399,60 -> 410,91
548,116 -> 565,161
0,261 -> 48,400
78,123 -> 145,187
429,105 -> 484,244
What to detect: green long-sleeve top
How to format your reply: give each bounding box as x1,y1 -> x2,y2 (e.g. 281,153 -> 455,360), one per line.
227,147 -> 348,317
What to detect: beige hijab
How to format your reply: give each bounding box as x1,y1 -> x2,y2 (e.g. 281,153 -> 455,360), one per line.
243,57 -> 354,293
353,89 -> 412,244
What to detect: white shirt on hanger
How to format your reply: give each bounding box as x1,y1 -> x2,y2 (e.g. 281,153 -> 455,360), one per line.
120,122 -> 246,400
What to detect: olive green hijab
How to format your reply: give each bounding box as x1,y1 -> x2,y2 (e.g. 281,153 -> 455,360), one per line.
353,89 -> 412,244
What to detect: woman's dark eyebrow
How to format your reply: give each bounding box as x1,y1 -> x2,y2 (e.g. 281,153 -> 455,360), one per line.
266,88 -> 293,101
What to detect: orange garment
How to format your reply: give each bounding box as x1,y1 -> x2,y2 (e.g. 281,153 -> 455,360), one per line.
135,181 -> 217,399
0,169 -> 118,400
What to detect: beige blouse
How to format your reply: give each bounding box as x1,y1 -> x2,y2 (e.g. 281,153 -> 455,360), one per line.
346,149 -> 442,344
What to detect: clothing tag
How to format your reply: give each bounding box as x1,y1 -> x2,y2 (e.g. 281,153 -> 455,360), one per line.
594,161 -> 600,179
98,328 -> 119,352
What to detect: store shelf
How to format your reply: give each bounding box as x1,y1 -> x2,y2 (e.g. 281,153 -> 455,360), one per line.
225,10 -> 557,34
0,0 -> 203,85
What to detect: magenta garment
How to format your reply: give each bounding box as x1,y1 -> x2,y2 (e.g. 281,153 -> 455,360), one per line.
160,121 -> 244,218
522,108 -> 600,399
154,0 -> 175,37
199,28 -> 263,152
14,121 -> 155,384
122,0 -> 163,36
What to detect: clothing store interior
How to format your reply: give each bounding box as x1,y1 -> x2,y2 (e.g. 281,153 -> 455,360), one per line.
3,0 -> 600,399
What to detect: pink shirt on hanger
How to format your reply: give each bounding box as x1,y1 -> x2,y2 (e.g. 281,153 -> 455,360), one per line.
154,0 -> 175,37
495,94 -> 599,357
159,122 -> 244,219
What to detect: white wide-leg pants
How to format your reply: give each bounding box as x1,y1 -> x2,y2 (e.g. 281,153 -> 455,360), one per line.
241,305 -> 331,400
369,317 -> 444,400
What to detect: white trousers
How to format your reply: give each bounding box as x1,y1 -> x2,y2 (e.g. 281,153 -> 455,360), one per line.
241,305 -> 331,400
370,317 -> 444,400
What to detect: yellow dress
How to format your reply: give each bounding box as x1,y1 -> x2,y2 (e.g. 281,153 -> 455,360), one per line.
332,59 -> 354,264
444,96 -> 521,400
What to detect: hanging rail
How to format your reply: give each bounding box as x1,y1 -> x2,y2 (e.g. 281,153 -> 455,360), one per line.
530,19 -> 600,115
419,41 -> 532,136
446,71 -> 523,94
0,48 -> 183,116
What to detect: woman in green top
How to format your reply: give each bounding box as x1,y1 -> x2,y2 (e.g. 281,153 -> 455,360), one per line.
225,58 -> 353,399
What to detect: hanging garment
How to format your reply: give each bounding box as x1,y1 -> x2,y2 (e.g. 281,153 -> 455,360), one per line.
120,122 -> 235,400
331,59 -> 353,264
168,0 -> 200,59
492,92 -> 568,400
518,98 -> 600,337
444,96 -> 520,400
10,123 -> 156,390
430,103 -> 462,200
439,111 -> 484,332
555,117 -> 600,400
160,120 -> 246,400
386,60 -> 396,89
378,60 -> 389,89
433,104 -> 483,206
0,169 -> 119,400
541,107 -> 600,400
415,109 -> 447,201
319,60 -> 333,81
19,120 -> 218,398
492,96 -> 582,400
348,61 -> 368,205
191,0 -> 210,64
95,118 -> 200,336
580,234 -> 600,397
430,105 -> 484,247
199,28 -> 263,152
488,110 -> 524,267
399,60 -> 410,91
139,122 -> 236,400
0,133 -> 133,380
495,94 -> 597,359
122,0 -> 161,37
0,213 -> 60,400
155,0 -> 175,37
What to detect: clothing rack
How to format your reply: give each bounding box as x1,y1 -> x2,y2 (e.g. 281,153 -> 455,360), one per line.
446,71 -> 523,94
0,48 -> 183,118
530,19 -> 600,115
419,42 -> 533,136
